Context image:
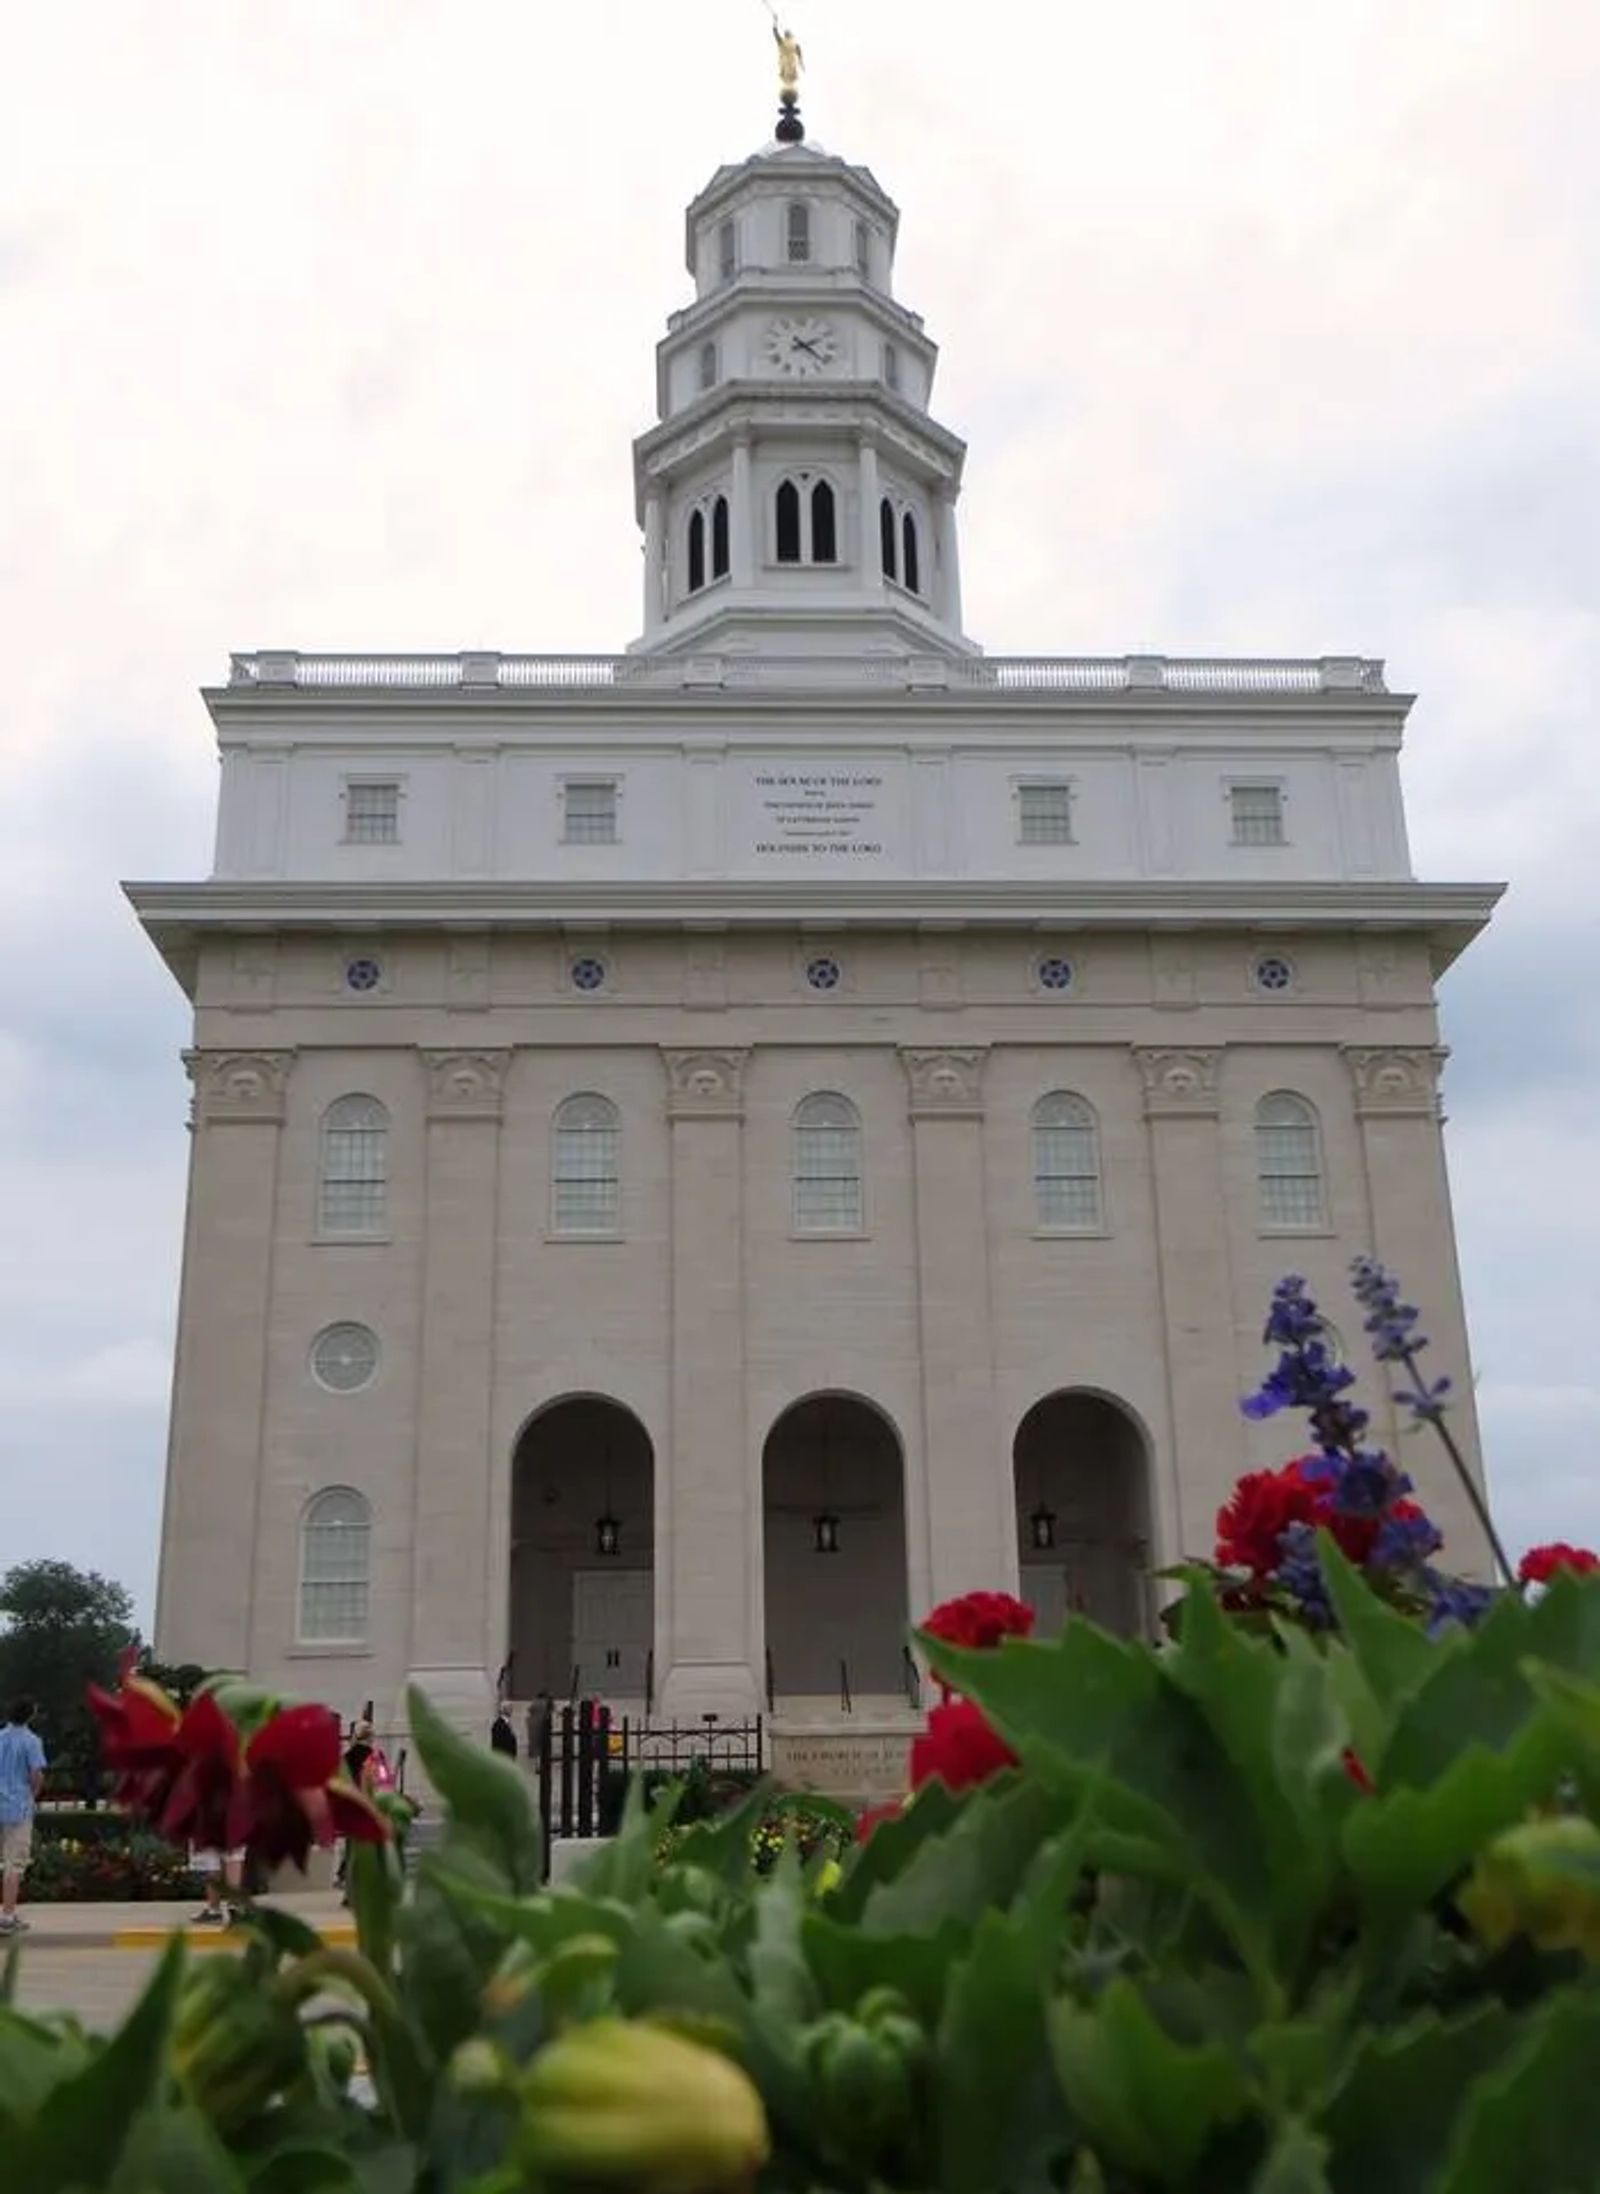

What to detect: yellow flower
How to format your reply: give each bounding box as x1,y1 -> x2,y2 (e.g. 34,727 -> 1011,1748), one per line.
1461,1815 -> 1600,1962
516,2018 -> 769,2192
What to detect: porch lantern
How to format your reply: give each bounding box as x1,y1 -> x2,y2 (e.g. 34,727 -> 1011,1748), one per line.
1029,1502 -> 1058,1552
811,1509 -> 841,1555
595,1511 -> 621,1558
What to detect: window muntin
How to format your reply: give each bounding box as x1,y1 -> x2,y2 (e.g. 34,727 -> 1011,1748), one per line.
1032,1092 -> 1103,1231
298,1487 -> 371,1644
786,201 -> 811,263
344,781 -> 399,845
1255,1092 -> 1327,1230
318,1095 -> 388,1236
698,340 -> 718,393
310,1322 -> 380,1393
553,1093 -> 620,1235
717,217 -> 737,282
793,1092 -> 863,1234
1230,782 -> 1286,846
563,781 -> 618,845
1018,782 -> 1074,845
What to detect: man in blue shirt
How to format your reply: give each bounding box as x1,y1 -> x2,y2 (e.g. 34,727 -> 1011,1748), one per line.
0,1698 -> 48,1935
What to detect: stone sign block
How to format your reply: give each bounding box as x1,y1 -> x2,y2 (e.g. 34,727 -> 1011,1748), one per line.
770,1728 -> 911,1801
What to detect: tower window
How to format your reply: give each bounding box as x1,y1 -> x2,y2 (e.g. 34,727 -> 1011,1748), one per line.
717,217 -> 737,283
344,780 -> 400,845
687,507 -> 706,593
811,480 -> 837,564
711,493 -> 730,580
298,1488 -> 372,1644
698,340 -> 718,393
854,218 -> 872,279
902,511 -> 921,594
1018,782 -> 1074,845
775,479 -> 802,563
318,1095 -> 389,1236
1230,782 -> 1286,845
553,1093 -> 621,1235
880,497 -> 898,581
786,201 -> 811,263
1255,1093 -> 1327,1230
1032,1093 -> 1103,1231
793,1092 -> 863,1234
562,780 -> 618,845
883,341 -> 900,392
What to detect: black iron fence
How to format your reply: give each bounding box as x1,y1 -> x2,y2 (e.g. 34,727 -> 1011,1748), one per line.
529,1701 -> 765,1871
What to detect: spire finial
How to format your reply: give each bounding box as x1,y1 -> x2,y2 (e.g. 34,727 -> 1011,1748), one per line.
763,3 -> 805,142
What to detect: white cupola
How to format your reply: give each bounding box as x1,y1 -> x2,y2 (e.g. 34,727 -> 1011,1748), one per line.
629,105 -> 975,659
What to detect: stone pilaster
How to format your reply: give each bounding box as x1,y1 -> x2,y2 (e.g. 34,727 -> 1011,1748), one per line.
155,1052 -> 294,1669
900,1046 -> 1011,1600
657,1048 -> 758,1719
406,1049 -> 511,1732
1133,1047 -> 1236,1563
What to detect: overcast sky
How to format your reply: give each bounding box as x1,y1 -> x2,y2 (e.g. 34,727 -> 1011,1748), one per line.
2,1 -> 1596,1630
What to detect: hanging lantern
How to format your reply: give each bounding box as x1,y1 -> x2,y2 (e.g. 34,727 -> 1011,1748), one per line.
1029,1502 -> 1057,1552
812,1510 -> 840,1555
595,1512 -> 621,1558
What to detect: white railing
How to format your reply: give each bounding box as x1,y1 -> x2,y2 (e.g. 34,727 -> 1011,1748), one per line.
227,650 -> 1386,696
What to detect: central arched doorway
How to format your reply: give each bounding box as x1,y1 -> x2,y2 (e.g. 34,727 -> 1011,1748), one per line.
1013,1392 -> 1150,1639
508,1397 -> 654,1707
762,1394 -> 909,1709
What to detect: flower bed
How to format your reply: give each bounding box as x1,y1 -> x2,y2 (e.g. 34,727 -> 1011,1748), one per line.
25,1829 -> 198,1903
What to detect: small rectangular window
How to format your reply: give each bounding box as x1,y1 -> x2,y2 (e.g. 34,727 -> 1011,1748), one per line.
699,340 -> 718,393
883,341 -> 900,392
563,781 -> 619,845
787,201 -> 811,263
717,217 -> 737,282
1230,783 -> 1286,846
344,781 -> 400,845
854,219 -> 872,279
1018,783 -> 1074,845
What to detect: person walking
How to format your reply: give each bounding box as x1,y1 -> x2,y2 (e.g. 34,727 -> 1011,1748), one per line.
0,1697 -> 47,1936
490,1706 -> 519,1760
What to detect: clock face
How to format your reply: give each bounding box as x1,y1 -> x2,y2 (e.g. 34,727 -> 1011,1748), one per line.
762,315 -> 839,378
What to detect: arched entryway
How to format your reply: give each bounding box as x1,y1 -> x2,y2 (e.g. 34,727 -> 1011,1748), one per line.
508,1397 -> 654,1706
1013,1391 -> 1151,1639
762,1394 -> 909,1707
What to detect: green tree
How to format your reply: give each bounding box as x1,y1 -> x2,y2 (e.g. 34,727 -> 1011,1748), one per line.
0,1558 -> 138,1798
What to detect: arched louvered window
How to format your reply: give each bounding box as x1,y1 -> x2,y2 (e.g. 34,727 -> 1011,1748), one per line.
687,508 -> 706,593
717,217 -> 737,282
711,494 -> 730,580
882,341 -> 900,392
880,497 -> 898,581
318,1095 -> 389,1236
553,1093 -> 621,1235
902,511 -> 921,594
698,340 -> 718,393
775,479 -> 802,563
1255,1093 -> 1327,1230
787,201 -> 811,263
298,1488 -> 371,1644
854,218 -> 872,278
793,1093 -> 863,1234
1032,1093 -> 1103,1231
811,480 -> 837,563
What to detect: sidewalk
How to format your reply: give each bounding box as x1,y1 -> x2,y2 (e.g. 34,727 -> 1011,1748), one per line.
9,1891 -> 354,1952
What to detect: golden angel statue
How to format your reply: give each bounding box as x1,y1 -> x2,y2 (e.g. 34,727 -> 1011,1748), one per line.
773,23 -> 804,92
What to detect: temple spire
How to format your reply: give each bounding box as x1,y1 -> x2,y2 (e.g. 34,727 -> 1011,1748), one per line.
766,6 -> 805,142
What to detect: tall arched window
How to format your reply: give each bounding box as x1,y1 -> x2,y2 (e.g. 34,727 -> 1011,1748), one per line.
298,1488 -> 371,1644
902,511 -> 921,594
880,497 -> 898,581
318,1095 -> 388,1236
717,216 -> 737,282
1032,1093 -> 1103,1231
1255,1093 -> 1326,1229
787,201 -> 811,263
553,1093 -> 620,1235
793,1093 -> 863,1234
698,340 -> 718,393
711,493 -> 730,580
775,479 -> 802,563
854,217 -> 872,278
811,480 -> 837,563
687,508 -> 706,594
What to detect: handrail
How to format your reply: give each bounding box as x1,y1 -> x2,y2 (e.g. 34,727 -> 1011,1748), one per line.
838,1658 -> 853,1717
227,649 -> 1387,697
900,1644 -> 922,1712
644,1647 -> 655,1724
765,1647 -> 775,1714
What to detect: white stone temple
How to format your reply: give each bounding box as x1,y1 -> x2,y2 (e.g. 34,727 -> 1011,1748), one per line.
128,85 -> 1501,1761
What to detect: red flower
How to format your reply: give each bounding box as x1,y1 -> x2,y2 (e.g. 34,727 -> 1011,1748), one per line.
909,1699 -> 1017,1794
1216,1462 -> 1323,1576
228,1703 -> 388,1870
154,1690 -> 246,1851
855,1801 -> 902,1844
1518,1543 -> 1600,1585
1341,1747 -> 1374,1794
921,1591 -> 1035,1651
87,1655 -> 186,1818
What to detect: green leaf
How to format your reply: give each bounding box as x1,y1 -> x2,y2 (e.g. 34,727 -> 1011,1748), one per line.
407,1686 -> 542,1893
861,1777 -> 1072,1939
1317,1533 -> 1438,1714
110,2101 -> 247,2193
1433,1984 -> 1600,2194
396,1868 -> 500,2070
746,1856 -> 819,2028
1522,1567 -> 1600,1682
659,1779 -> 775,1886
937,1909 -> 1063,2194
829,1779 -> 963,1922
1049,1977 -> 1254,2181
1323,2001 -> 1518,2194
0,2005 -> 90,2130
14,1932 -> 186,2191
1250,2119 -> 1331,2194
1377,1588 -> 1539,1791
568,1766 -> 659,1903
1341,1725 -> 1570,1911
803,1911 -> 972,2027
244,1900 -> 328,1965
246,2149 -> 362,2192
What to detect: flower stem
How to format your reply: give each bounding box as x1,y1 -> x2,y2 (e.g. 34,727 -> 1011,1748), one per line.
1398,1347 -> 1518,1591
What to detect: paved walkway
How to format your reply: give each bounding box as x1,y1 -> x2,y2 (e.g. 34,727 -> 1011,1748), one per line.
5,1890 -> 353,1952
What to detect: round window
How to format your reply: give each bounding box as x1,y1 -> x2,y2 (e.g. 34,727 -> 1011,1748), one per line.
1254,954 -> 1295,994
1036,956 -> 1075,993
344,957 -> 383,994
804,955 -> 842,992
569,956 -> 608,993
311,1323 -> 379,1394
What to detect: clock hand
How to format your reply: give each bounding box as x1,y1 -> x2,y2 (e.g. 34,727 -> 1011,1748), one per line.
790,335 -> 823,358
